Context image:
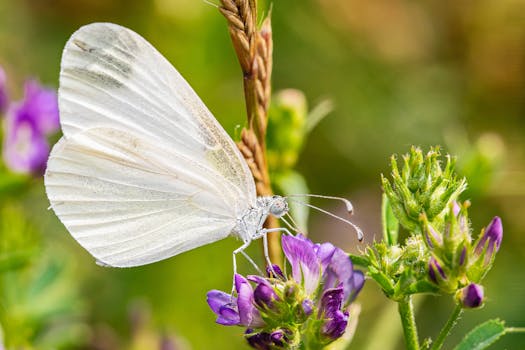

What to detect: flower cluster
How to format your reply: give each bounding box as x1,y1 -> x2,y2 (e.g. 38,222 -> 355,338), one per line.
0,66 -> 59,175
207,234 -> 364,349
371,147 -> 503,309
423,205 -> 502,308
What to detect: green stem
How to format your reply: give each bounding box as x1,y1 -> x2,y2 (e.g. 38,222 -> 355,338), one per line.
430,303 -> 463,350
506,327 -> 525,333
398,297 -> 420,350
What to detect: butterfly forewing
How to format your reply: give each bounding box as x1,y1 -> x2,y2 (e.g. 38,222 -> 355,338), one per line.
45,23 -> 256,267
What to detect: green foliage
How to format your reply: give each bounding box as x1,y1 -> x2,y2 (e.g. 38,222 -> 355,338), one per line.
0,205 -> 87,349
452,319 -> 506,350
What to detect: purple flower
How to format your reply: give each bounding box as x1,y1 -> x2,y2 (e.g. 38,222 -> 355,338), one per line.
318,285 -> 350,340
3,80 -> 59,174
475,217 -> 503,264
207,274 -> 264,327
207,234 -> 364,348
19,80 -> 59,135
281,234 -> 365,303
0,66 -> 8,114
207,290 -> 240,326
460,283 -> 484,308
281,234 -> 321,295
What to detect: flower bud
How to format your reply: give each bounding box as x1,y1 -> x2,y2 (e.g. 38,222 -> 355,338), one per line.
266,264 -> 284,279
254,283 -> 279,310
475,217 -> 503,264
382,147 -> 467,233
460,283 -> 484,308
302,299 -> 313,317
246,329 -> 288,349
428,257 -> 446,284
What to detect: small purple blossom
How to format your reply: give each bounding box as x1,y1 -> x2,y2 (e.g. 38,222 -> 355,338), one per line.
207,234 -> 364,348
318,285 -> 349,340
3,80 -> 59,174
0,66 -> 8,114
282,234 -> 365,303
460,283 -> 484,308
206,290 -> 240,326
475,217 -> 503,263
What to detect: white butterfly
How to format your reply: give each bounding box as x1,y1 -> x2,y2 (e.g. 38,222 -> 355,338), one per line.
44,23 -> 361,272
44,23 -> 295,270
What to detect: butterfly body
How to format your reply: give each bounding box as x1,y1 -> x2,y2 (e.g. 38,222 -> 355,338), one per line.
233,195 -> 289,243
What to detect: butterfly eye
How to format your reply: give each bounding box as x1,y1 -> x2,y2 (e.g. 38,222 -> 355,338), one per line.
269,198 -> 288,218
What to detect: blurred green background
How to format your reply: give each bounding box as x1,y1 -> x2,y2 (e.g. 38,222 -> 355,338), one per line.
0,0 -> 524,349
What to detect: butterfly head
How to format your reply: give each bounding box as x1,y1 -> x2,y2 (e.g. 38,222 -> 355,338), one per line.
269,195 -> 289,218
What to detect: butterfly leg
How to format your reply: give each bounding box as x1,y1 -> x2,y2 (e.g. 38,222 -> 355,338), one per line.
231,240 -> 252,298
260,227 -> 293,278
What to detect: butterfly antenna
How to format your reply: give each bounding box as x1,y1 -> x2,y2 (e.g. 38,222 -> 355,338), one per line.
287,198 -> 364,241
287,194 -> 354,215
202,0 -> 219,8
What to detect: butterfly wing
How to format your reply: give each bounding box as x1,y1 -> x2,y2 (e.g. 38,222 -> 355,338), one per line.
45,23 -> 256,267
58,22 -> 255,205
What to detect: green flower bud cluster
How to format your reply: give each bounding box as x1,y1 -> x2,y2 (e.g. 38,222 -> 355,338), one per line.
381,146 -> 466,233
358,147 -> 502,308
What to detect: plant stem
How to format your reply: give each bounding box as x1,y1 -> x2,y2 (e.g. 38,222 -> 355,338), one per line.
219,0 -> 281,264
398,297 -> 420,350
430,303 -> 463,350
506,327 -> 525,333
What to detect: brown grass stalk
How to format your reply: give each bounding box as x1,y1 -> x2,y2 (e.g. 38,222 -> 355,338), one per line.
219,1 -> 281,264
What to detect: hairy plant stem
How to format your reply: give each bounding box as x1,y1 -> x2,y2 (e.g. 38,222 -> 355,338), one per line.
398,297 -> 420,350
430,304 -> 463,350
219,0 -> 281,264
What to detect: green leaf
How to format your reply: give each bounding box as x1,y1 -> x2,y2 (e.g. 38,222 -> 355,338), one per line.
453,319 -> 506,350
305,98 -> 334,133
382,193 -> 399,245
348,253 -> 371,267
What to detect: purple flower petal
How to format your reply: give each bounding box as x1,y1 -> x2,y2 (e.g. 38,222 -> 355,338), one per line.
318,285 -> 345,319
235,274 -> 264,327
206,290 -> 240,326
21,80 -> 59,135
323,247 -> 355,299
0,66 -> 8,114
217,305 -> 241,326
322,309 -> 349,340
254,282 -> 279,309
475,217 -> 503,261
314,242 -> 337,270
347,270 -> 365,303
3,118 -> 49,174
281,234 -> 320,295
207,290 -> 233,314
301,299 -> 314,317
265,264 -> 284,279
